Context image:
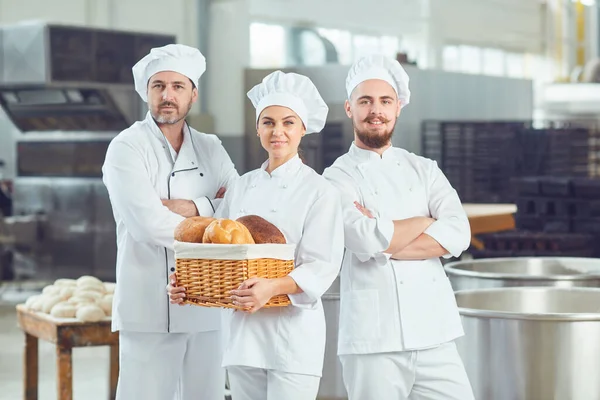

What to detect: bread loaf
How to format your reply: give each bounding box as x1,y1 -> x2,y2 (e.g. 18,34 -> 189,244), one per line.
175,216 -> 216,243
237,215 -> 286,244
202,219 -> 255,244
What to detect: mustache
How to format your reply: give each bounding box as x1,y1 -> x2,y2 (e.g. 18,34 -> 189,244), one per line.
159,101 -> 178,108
364,116 -> 390,124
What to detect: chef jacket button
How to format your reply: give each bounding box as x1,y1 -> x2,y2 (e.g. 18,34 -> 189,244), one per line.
170,267 -> 175,272
251,184 -> 256,188
271,208 -> 277,212
171,172 -> 175,177
200,173 -> 204,177
282,184 -> 288,189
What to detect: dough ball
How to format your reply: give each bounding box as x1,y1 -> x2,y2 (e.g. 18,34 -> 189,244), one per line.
99,295 -> 112,316
41,295 -> 63,314
76,304 -> 106,322
77,283 -> 105,293
68,296 -> 96,306
29,296 -> 46,312
103,282 -> 115,294
76,276 -> 103,287
59,286 -> 76,300
42,285 -> 60,296
73,290 -> 103,301
25,295 -> 41,309
54,279 -> 77,287
50,302 -> 76,318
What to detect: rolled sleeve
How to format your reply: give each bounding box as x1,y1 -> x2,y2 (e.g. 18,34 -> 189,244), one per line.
287,189 -> 345,309
324,166 -> 393,259
353,217 -> 394,262
425,160 -> 471,258
102,140 -> 185,250
192,196 -> 216,217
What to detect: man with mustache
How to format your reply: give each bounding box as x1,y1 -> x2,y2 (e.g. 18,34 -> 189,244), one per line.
323,55 -> 474,400
102,44 -> 238,400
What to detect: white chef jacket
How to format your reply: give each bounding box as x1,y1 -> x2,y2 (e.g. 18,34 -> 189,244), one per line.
216,155 -> 345,377
102,111 -> 239,333
323,143 -> 470,355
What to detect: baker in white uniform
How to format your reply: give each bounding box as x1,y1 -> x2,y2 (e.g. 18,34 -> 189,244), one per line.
322,55 -> 475,400
102,44 -> 238,400
168,70 -> 345,400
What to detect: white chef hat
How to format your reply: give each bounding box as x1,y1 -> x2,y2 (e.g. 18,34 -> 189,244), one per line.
247,71 -> 329,134
346,54 -> 411,108
132,44 -> 206,102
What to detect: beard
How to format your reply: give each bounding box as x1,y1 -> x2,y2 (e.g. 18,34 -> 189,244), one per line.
150,99 -> 192,125
354,115 -> 396,149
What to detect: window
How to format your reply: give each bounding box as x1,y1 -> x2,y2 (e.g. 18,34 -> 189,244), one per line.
505,52 -> 525,78
317,28 -> 353,65
482,48 -> 505,76
443,45 -> 460,72
459,45 -> 482,74
249,23 -> 287,68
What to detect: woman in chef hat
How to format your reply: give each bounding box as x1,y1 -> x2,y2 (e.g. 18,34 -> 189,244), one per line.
167,70 -> 344,400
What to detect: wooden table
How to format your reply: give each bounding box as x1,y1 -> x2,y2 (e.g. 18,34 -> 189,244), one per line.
463,203 -> 518,250
15,305 -> 119,400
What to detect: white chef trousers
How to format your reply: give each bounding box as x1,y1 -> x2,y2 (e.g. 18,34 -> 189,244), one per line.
340,341 -> 475,400
116,330 -> 225,400
227,366 -> 320,400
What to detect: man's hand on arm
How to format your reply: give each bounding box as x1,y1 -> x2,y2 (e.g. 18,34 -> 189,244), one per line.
390,233 -> 449,260
354,202 -> 435,255
161,199 -> 198,218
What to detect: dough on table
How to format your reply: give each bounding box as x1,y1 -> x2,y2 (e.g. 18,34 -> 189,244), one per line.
50,302 -> 77,318
59,286 -> 75,300
41,295 -> 63,314
42,285 -> 60,296
25,295 -> 41,309
103,283 -> 115,293
76,304 -> 106,322
99,295 -> 113,316
54,279 -> 77,287
68,296 -> 96,306
77,283 -> 105,294
73,290 -> 103,301
76,276 -> 103,287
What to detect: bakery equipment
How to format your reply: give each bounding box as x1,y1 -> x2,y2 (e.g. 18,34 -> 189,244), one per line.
0,22 -> 175,280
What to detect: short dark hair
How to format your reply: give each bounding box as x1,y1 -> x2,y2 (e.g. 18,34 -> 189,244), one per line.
189,78 -> 197,90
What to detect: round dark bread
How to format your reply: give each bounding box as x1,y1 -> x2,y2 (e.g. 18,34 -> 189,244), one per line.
236,215 -> 286,244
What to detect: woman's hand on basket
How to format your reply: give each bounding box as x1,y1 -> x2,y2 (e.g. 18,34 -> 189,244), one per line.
166,273 -> 186,305
230,278 -> 276,313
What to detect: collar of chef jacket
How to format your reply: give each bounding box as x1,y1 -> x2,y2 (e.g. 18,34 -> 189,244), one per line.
348,142 -> 410,171
259,154 -> 304,178
143,111 -> 198,172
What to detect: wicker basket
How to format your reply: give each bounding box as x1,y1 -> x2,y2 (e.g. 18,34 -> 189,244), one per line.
174,242 -> 295,310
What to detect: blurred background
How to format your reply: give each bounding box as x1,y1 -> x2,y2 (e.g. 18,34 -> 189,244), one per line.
2,1 -> 600,399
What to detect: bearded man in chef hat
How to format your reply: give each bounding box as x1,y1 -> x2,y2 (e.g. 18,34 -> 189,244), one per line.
323,55 -> 475,400
102,44 -> 238,400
